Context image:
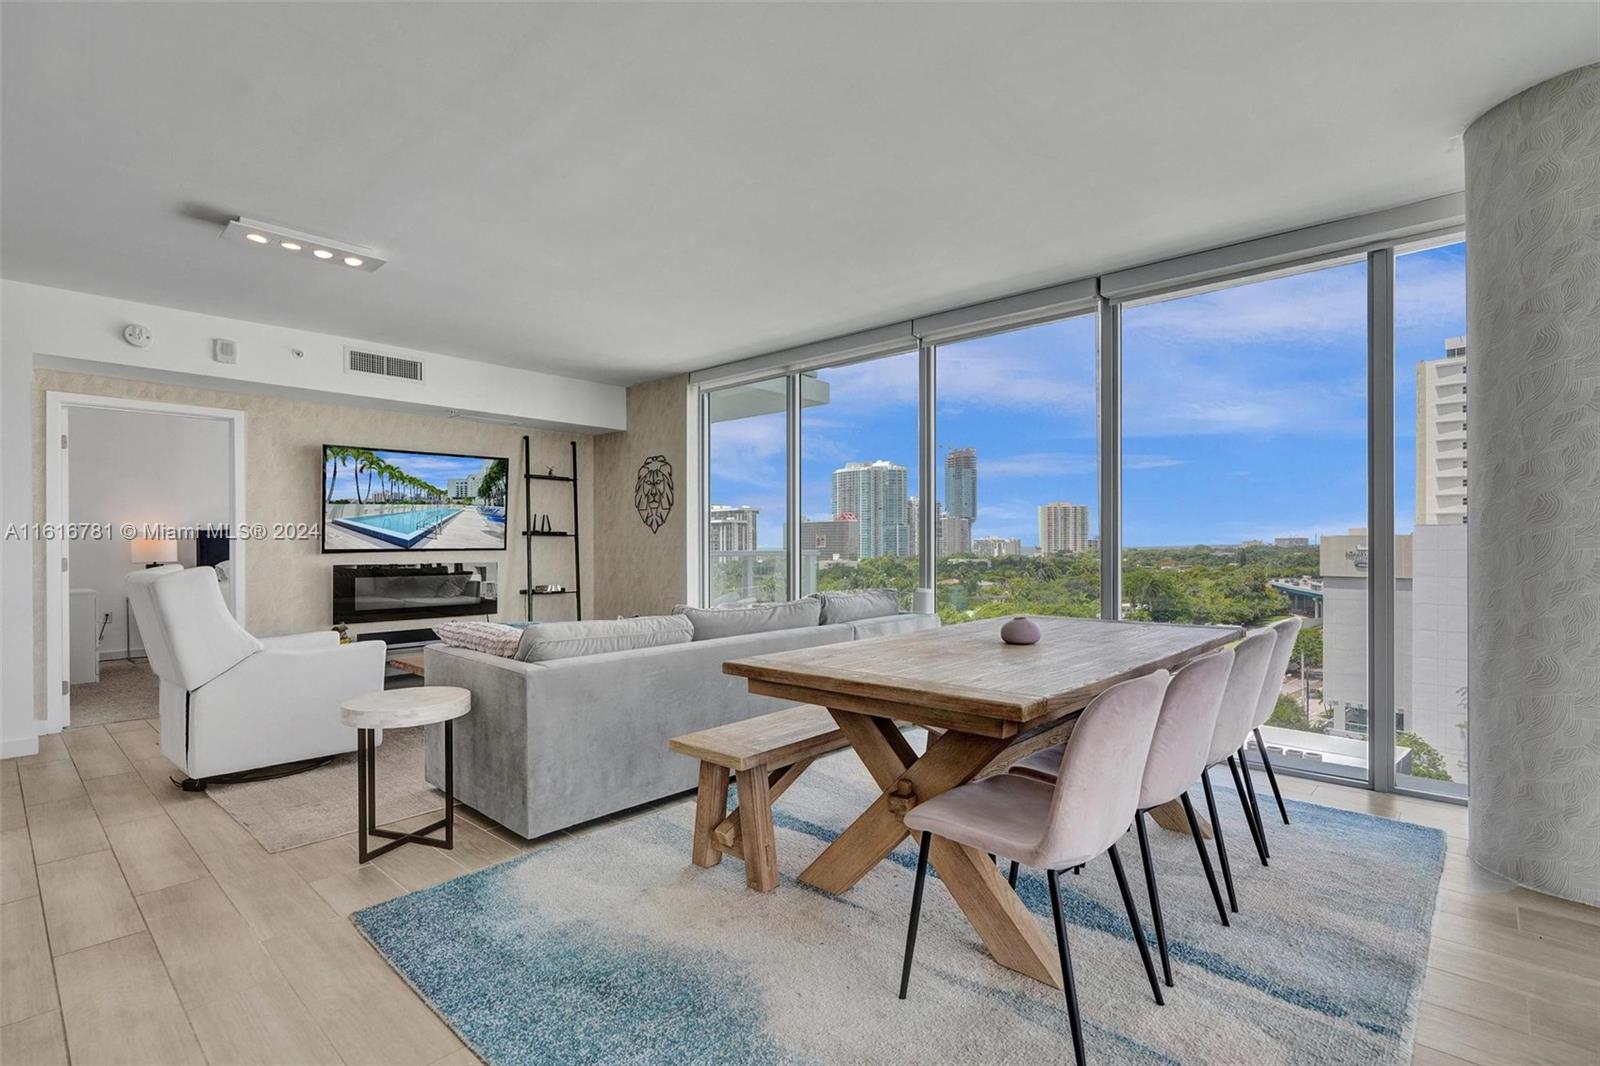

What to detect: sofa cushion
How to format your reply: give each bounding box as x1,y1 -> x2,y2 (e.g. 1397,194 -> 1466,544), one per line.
813,588 -> 901,625
433,620 -> 524,658
851,612 -> 940,640
674,598 -> 822,641
515,615 -> 693,662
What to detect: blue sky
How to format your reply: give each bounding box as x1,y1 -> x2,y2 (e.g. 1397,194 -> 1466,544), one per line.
326,448 -> 499,498
710,242 -> 1465,550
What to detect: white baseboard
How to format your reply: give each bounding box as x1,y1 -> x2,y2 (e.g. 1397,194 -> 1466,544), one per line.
1,734 -> 41,759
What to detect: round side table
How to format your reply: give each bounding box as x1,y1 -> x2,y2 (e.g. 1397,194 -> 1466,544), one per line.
340,686 -> 471,863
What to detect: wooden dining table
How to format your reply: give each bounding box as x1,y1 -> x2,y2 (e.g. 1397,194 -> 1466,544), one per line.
723,614 -> 1241,989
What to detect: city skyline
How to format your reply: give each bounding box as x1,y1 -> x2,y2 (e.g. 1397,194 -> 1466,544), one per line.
707,242 -> 1466,552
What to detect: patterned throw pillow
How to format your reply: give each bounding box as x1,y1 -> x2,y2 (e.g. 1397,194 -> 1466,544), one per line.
432,620 -> 523,658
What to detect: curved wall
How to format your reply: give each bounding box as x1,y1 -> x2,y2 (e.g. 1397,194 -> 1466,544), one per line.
1464,64 -> 1600,904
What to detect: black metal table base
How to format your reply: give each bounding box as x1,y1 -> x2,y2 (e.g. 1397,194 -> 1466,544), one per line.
356,720 -> 453,863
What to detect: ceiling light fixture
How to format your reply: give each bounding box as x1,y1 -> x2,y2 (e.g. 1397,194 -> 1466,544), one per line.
221,217 -> 385,272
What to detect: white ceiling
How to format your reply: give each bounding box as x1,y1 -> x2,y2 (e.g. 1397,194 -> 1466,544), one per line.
2,3 -> 1595,386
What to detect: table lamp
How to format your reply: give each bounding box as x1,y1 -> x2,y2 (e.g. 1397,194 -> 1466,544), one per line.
130,538 -> 178,568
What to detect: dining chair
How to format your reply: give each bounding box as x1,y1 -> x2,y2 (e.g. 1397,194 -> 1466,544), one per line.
1010,647 -> 1236,986
1201,628 -> 1278,903
1242,616 -> 1304,839
898,669 -> 1172,1066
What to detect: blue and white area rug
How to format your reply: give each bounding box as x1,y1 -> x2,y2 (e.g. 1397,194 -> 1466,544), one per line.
354,744 -> 1445,1065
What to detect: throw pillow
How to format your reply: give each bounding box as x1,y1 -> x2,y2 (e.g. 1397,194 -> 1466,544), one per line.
812,588 -> 901,625
672,598 -> 822,640
432,619 -> 523,658
514,615 -> 693,662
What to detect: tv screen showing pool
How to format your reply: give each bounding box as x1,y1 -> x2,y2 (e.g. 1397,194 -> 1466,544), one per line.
322,446 -> 508,552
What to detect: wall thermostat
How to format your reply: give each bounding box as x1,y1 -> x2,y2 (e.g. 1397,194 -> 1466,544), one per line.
213,338 -> 239,364
122,323 -> 152,348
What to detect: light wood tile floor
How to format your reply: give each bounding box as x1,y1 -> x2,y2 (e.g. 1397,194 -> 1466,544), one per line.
1,723 -> 1597,1065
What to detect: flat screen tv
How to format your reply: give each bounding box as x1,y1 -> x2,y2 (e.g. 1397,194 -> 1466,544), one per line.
322,445 -> 508,553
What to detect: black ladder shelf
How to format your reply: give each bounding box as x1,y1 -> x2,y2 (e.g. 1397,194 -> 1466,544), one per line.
520,437 -> 580,620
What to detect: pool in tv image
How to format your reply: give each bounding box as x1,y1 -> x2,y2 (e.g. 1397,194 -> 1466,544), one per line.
323,445 -> 508,552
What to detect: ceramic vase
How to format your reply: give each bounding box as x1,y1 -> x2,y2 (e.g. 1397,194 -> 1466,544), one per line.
1000,616 -> 1040,645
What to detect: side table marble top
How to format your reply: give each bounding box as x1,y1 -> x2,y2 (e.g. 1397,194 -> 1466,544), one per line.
340,685 -> 471,730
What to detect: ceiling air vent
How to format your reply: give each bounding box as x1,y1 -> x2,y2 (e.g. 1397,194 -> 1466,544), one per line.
345,347 -> 423,383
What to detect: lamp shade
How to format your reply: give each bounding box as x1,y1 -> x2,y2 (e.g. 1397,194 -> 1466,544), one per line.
130,538 -> 178,565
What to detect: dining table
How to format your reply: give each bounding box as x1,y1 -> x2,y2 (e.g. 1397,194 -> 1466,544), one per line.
723,614 -> 1242,989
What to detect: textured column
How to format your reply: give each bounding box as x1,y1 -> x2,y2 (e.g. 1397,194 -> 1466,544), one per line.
1464,64 -> 1600,905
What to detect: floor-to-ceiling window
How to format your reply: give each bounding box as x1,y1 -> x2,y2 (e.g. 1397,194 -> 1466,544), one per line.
1394,239 -> 1469,798
932,315 -> 1099,621
697,219 -> 1467,803
800,352 -> 920,604
706,380 -> 789,604
1121,259 -> 1370,783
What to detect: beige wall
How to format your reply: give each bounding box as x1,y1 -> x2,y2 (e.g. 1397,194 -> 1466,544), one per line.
592,375 -> 691,618
33,369 -> 594,709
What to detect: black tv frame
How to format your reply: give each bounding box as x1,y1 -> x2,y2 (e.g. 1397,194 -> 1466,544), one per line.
321,443 -> 509,554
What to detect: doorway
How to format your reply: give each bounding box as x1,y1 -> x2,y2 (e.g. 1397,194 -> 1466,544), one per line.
42,392 -> 247,734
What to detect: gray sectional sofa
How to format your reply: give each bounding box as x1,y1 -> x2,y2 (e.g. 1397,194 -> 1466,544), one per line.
422,610 -> 937,839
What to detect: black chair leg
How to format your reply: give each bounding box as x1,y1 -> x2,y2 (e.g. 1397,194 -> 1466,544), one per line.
1181,791 -> 1229,926
899,832 -> 933,1000
1107,844 -> 1164,1006
1201,770 -> 1238,913
1047,869 -> 1087,1066
1236,748 -> 1270,861
1255,728 -> 1291,824
1134,811 -> 1173,987
1008,860 -> 1019,888
1228,755 -> 1269,867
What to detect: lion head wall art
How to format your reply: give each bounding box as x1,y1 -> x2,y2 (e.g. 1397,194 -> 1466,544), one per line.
635,455 -> 674,533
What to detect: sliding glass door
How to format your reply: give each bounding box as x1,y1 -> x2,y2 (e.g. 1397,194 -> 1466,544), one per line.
1120,259 -> 1370,783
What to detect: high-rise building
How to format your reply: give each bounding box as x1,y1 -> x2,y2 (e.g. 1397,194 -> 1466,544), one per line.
944,447 -> 977,522
832,461 -> 910,558
1037,502 -> 1090,554
1274,536 -> 1311,548
972,535 -> 1022,558
939,514 -> 973,556
708,504 -> 759,552
1416,335 -> 1469,526
800,517 -> 860,560
447,475 -> 481,500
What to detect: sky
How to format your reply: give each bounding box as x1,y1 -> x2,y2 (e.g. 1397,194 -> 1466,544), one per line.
709,241 -> 1466,550
325,448 -> 500,499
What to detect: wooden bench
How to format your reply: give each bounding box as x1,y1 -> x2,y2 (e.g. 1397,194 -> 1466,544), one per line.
669,705 -> 850,892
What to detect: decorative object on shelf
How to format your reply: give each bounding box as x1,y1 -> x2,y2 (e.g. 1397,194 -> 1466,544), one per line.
522,437 -> 582,622
333,623 -> 352,644
999,616 -> 1041,645
636,454 -> 674,533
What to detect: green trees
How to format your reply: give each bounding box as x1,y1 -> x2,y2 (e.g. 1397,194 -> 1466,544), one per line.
1292,625 -> 1323,668
1397,731 -> 1452,781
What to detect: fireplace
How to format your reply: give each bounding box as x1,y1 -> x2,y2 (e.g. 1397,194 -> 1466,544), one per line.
332,562 -> 498,625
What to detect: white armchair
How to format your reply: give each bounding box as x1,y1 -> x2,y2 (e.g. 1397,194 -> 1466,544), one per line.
125,565 -> 385,785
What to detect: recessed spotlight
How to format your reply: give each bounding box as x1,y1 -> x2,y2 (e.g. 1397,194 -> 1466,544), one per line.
221,217 -> 385,272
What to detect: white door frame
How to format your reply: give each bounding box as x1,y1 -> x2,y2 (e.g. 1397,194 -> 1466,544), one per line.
43,391 -> 247,734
